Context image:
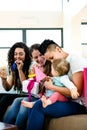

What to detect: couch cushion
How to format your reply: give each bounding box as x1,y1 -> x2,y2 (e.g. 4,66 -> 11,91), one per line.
44,114 -> 87,130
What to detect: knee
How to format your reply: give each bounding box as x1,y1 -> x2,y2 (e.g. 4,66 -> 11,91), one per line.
13,97 -> 23,103
23,97 -> 28,101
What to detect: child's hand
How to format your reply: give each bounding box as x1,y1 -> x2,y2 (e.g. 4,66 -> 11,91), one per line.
44,79 -> 53,90
41,76 -> 51,82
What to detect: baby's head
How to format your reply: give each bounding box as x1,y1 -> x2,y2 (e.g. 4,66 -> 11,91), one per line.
51,59 -> 70,77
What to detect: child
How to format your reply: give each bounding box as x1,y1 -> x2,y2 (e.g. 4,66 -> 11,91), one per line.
41,58 -> 79,107
22,58 -> 79,108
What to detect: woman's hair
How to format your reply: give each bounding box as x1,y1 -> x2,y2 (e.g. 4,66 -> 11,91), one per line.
39,39 -> 60,55
44,60 -> 52,76
7,42 -> 31,92
52,59 -> 70,76
39,60 -> 52,95
29,43 -> 40,58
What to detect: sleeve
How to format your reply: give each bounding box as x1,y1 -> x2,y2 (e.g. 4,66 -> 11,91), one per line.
60,75 -> 77,90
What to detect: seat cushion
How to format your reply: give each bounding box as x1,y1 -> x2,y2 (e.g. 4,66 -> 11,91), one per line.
44,114 -> 87,130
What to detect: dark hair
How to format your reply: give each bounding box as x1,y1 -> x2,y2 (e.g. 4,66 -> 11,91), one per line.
44,60 -> 52,76
39,60 -> 52,95
7,42 -> 31,92
39,39 -> 58,55
29,43 -> 40,58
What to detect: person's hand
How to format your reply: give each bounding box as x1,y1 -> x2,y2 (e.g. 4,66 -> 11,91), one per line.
29,67 -> 35,75
0,67 -> 7,79
44,78 -> 53,90
15,60 -> 24,70
70,88 -> 79,99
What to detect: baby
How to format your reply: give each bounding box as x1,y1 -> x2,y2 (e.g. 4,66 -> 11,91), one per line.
22,59 -> 79,108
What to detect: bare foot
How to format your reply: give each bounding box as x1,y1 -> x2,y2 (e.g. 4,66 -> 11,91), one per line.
41,95 -> 46,102
41,95 -> 52,108
21,100 -> 34,108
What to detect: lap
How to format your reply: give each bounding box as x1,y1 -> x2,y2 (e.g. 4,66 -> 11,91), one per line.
33,100 -> 87,118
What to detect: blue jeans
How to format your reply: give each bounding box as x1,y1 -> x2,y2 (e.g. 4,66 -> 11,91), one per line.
3,97 -> 28,130
0,93 -> 26,121
26,100 -> 87,130
3,97 -> 39,130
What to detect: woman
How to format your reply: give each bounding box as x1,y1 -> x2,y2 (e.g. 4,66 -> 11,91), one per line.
26,39 -> 87,130
0,42 -> 31,121
3,43 -> 51,130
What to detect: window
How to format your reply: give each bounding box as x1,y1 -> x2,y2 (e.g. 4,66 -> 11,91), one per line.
0,29 -> 22,67
81,23 -> 87,44
0,30 -> 22,47
0,28 -> 63,67
26,28 -> 63,47
81,23 -> 87,58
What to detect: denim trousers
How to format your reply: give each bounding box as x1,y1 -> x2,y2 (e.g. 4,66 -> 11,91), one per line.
26,100 -> 87,130
3,96 -> 39,130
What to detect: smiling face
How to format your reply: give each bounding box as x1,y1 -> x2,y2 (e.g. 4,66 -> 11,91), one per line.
31,49 -> 41,62
44,46 -> 63,63
14,48 -> 26,62
31,49 -> 46,66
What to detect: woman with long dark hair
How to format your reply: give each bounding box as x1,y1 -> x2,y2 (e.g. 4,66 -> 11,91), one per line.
0,42 -> 31,121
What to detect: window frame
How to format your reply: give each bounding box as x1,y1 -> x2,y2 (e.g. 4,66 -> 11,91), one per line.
0,28 -> 63,48
81,22 -> 87,45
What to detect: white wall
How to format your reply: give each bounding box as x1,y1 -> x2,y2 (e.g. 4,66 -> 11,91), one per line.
63,1 -> 87,58
0,11 -> 63,28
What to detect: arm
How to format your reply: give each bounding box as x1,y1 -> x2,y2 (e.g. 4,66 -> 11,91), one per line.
61,75 -> 79,99
72,71 -> 84,96
44,71 -> 83,97
16,60 -> 27,82
44,79 -> 71,97
18,69 -> 27,82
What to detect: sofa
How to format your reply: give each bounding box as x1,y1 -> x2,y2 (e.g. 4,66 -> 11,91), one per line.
43,114 -> 87,130
3,104 -> 87,130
